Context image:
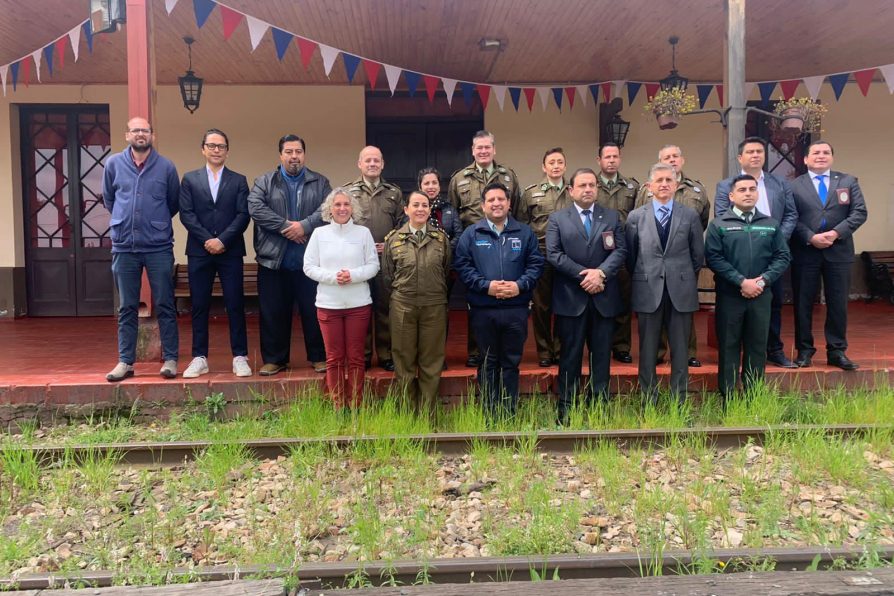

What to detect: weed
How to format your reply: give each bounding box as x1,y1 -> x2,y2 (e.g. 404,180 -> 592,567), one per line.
205,392 -> 227,420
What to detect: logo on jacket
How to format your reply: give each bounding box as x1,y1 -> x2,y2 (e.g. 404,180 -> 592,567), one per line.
510,238 -> 522,251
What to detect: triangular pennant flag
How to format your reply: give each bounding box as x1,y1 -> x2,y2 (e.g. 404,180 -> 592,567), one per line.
55,37 -> 67,70
645,83 -> 659,102
68,24 -> 81,62
879,65 -> 894,94
853,68 -> 875,97
508,87 -> 521,111
271,28 -> 293,61
82,20 -> 94,53
537,87 -> 550,110
30,50 -> 41,83
423,75 -> 440,102
318,44 -> 339,77
743,82 -> 754,102
342,54 -> 361,83
551,87 -> 563,110
43,44 -> 54,76
757,81 -> 777,105
696,84 -> 712,108
246,15 -> 269,52
296,38 -> 317,69
192,0 -> 215,28
588,84 -> 599,104
802,75 -> 824,99
460,82 -> 475,107
165,0 -> 179,14
523,88 -> 536,111
600,81 -> 612,103
0,64 -> 8,96
404,70 -> 422,96
614,81 -> 626,104
442,78 -> 457,106
492,85 -> 507,111
383,64 -> 401,95
478,84 -> 491,110
716,84 -> 725,106
220,5 -> 243,40
565,87 -> 576,109
828,73 -> 849,100
363,59 -> 381,89
22,58 -> 31,87
10,61 -> 19,91
626,81 -> 642,105
779,79 -> 800,100
576,85 -> 588,107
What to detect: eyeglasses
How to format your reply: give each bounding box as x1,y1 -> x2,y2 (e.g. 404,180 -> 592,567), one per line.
204,143 -> 229,151
127,128 -> 152,134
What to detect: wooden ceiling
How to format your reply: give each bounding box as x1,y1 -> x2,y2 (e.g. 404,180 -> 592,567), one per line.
1,0 -> 891,86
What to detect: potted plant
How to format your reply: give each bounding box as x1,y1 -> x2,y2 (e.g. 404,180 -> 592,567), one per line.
644,87 -> 698,130
773,97 -> 827,134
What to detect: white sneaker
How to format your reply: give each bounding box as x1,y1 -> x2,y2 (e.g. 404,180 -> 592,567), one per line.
232,355 -> 253,377
182,356 -> 209,378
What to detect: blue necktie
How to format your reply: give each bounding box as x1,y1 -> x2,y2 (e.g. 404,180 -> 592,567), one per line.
657,205 -> 670,229
582,209 -> 592,237
817,174 -> 828,206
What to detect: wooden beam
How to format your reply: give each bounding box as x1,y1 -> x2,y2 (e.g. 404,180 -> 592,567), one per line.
124,0 -> 154,121
1,579 -> 284,595
723,0 -> 746,178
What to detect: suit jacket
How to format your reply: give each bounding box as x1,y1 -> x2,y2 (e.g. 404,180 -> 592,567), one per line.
625,202 -> 704,314
545,204 -> 626,318
790,170 -> 868,264
179,166 -> 250,257
715,171 -> 798,240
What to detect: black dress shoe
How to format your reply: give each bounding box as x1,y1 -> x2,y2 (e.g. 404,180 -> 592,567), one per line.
612,350 -> 633,363
539,358 -> 553,368
688,357 -> 702,368
465,356 -> 480,368
767,352 -> 798,369
794,353 -> 812,368
656,357 -> 666,365
364,359 -> 372,370
381,359 -> 395,372
827,353 -> 859,371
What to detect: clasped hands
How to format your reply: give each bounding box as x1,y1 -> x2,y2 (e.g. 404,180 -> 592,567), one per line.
281,220 -> 307,243
579,268 -> 605,294
204,238 -> 226,254
487,280 -> 521,299
809,230 -> 839,249
740,277 -> 764,299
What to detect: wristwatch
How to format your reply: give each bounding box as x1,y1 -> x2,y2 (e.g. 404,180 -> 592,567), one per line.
756,278 -> 766,289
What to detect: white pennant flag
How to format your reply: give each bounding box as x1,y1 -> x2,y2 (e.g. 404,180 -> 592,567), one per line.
164,0 -> 179,14
0,64 -> 8,96
744,82 -> 756,101
492,85 -> 507,111
441,78 -> 457,105
318,44 -> 339,77
614,81 -> 626,104
577,85 -> 589,107
878,64 -> 894,94
802,75 -> 825,99
32,49 -> 42,83
68,24 -> 81,62
383,64 -> 401,96
537,87 -> 550,111
246,16 -> 269,52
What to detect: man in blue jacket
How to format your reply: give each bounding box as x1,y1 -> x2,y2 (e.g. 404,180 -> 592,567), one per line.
102,117 -> 181,382
454,182 -> 543,417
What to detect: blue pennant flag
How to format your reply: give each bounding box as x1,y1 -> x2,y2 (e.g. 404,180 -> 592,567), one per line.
508,87 -> 521,111
828,73 -> 849,100
588,84 -> 599,104
83,21 -> 94,53
404,71 -> 421,96
43,44 -> 55,76
757,81 -> 777,105
552,87 -> 563,110
10,61 -> 19,91
626,82 -> 642,105
193,0 -> 216,28
460,82 -> 475,107
342,54 -> 361,83
271,28 -> 293,61
696,84 -> 713,109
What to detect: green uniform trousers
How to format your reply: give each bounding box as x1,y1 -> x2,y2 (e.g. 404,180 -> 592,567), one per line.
531,260 -> 560,361
390,298 -> 447,412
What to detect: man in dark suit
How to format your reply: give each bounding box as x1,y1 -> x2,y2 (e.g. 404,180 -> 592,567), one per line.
546,168 -> 626,425
179,129 -> 251,378
627,163 -> 704,401
789,141 -> 867,370
715,137 -> 798,368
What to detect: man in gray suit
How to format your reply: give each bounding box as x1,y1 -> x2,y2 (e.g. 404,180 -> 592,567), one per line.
546,168 -> 626,425
715,137 -> 798,368
626,163 -> 705,401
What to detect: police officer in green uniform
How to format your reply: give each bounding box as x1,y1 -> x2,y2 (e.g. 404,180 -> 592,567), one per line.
594,143 -> 639,364
447,130 -> 521,367
346,146 -> 404,371
516,147 -> 570,367
635,144 -> 710,366
383,191 -> 451,413
705,174 -> 790,399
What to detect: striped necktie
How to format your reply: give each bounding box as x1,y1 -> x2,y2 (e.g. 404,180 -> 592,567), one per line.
657,205 -> 670,229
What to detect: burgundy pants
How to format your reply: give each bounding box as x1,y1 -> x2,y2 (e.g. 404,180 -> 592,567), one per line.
317,305 -> 371,408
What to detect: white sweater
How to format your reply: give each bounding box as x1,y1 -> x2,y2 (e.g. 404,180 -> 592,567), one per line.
303,220 -> 380,309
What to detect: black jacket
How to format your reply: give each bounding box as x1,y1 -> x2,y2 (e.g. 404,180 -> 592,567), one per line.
179,166 -> 250,257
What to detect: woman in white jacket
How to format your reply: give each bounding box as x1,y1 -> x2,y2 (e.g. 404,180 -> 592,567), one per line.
304,188 -> 379,408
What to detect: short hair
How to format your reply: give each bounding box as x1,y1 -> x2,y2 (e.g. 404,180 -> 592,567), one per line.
648,162 -> 676,181
658,144 -> 682,160
201,128 -> 229,149
481,181 -> 509,202
730,174 -> 757,189
417,166 -> 441,189
472,130 -> 495,145
320,187 -> 364,223
806,140 -> 834,155
598,142 -> 620,158
542,147 -> 565,164
278,134 -> 305,153
737,136 -> 766,155
569,168 -> 597,187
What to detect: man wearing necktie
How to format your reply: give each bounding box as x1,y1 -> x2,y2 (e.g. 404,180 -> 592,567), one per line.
789,141 -> 867,370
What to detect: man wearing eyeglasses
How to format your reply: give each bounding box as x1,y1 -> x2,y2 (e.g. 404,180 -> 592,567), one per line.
103,117 -> 181,382
178,129 -> 252,379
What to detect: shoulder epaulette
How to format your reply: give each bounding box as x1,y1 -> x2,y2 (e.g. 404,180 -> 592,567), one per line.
524,183 -> 538,191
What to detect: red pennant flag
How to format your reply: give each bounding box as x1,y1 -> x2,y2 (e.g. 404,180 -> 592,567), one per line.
564,86 -> 576,109
645,83 -> 660,101
853,68 -> 875,97
362,59 -> 381,89
55,37 -> 67,70
779,79 -> 800,100
296,38 -> 317,70
600,82 -> 612,103
477,85 -> 491,110
422,75 -> 439,102
715,84 -> 724,106
220,5 -> 243,40
523,88 -> 536,111
22,58 -> 31,87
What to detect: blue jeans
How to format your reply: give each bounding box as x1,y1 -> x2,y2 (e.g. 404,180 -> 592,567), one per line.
111,249 -> 179,364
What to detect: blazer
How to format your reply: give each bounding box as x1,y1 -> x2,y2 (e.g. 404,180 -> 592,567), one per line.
789,170 -> 867,264
714,171 -> 798,240
179,166 -> 250,257
545,204 -> 626,318
625,202 -> 704,314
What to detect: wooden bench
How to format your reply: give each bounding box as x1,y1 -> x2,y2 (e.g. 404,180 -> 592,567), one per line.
861,250 -> 894,304
173,262 -> 259,299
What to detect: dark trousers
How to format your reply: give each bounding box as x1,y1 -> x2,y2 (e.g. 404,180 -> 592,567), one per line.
556,302 -> 615,417
470,306 -> 529,416
187,253 -> 247,358
257,265 -> 326,365
716,290 -> 772,398
767,274 -> 786,355
366,270 -> 392,363
637,295 -> 692,400
612,268 -> 632,353
791,259 -> 851,355
531,260 -> 559,361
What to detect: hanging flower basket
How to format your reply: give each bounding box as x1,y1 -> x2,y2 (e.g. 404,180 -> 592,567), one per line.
779,107 -> 806,133
644,87 -> 698,131
772,97 -> 827,135
656,113 -> 679,130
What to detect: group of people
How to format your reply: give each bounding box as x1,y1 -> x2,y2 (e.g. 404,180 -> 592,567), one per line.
102,117 -> 867,423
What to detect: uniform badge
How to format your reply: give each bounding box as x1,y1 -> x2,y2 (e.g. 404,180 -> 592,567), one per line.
602,231 -> 615,250
532,192 -> 545,198
836,189 -> 850,204
510,237 -> 522,251
627,183 -> 634,189
504,175 -> 511,183
694,187 -> 702,193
